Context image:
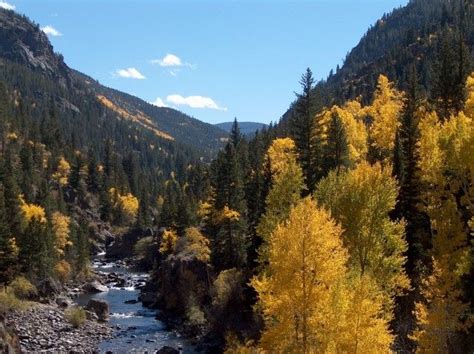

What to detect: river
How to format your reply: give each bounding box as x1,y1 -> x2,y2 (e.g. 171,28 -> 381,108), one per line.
76,259 -> 194,353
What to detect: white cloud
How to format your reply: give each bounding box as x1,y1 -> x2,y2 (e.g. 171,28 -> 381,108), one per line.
166,94 -> 227,111
151,54 -> 195,75
152,54 -> 183,67
0,1 -> 15,10
41,25 -> 62,37
115,67 -> 146,80
151,97 -> 168,108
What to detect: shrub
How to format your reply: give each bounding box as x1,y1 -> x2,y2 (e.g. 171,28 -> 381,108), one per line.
0,289 -> 29,313
186,303 -> 207,327
211,269 -> 244,310
134,236 -> 154,258
64,306 -> 87,328
54,260 -> 72,282
8,276 -> 37,300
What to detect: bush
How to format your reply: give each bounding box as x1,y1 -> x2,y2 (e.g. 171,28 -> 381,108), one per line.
0,289 -> 28,313
134,236 -> 154,258
54,260 -> 72,282
64,306 -> 87,328
8,276 -> 37,300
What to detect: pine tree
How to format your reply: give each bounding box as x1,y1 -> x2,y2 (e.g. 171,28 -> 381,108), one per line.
431,29 -> 470,120
396,65 -> 430,274
323,112 -> 350,174
291,68 -> 318,193
0,183 -> 19,284
86,152 -> 100,193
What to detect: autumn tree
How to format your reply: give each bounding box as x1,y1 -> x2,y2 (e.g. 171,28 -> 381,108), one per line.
252,198 -> 348,352
256,138 -> 304,264
316,162 -> 410,301
366,75 -> 404,162
413,99 -> 473,350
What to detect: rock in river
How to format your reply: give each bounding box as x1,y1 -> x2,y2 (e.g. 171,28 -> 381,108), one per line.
83,280 -> 108,293
85,299 -> 110,322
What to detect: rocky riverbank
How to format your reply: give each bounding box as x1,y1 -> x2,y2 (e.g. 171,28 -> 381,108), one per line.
5,303 -> 113,352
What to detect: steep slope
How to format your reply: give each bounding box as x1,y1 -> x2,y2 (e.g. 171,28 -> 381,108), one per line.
0,8 -> 226,158
280,0 -> 473,125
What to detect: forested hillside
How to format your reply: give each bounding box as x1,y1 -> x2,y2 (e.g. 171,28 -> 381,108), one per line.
0,0 -> 473,353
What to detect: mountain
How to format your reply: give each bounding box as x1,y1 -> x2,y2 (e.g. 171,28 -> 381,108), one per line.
279,0 -> 473,126
215,121 -> 268,136
0,8 -> 227,159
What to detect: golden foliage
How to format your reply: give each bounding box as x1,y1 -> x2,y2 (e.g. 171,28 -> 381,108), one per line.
366,75 -> 404,160
52,157 -> 71,186
180,227 -> 211,263
97,95 -> 174,140
54,260 -> 72,282
316,161 -> 410,299
411,261 -> 470,353
414,104 -> 473,350
159,229 -> 178,255
256,138 -> 304,263
319,102 -> 368,164
109,188 -> 139,224
51,212 -> 72,255
252,198 -> 348,352
19,195 -> 46,224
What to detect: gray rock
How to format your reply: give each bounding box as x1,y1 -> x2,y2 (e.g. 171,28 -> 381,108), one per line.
85,299 -> 109,322
37,277 -> 61,297
55,296 -> 72,308
82,280 -> 108,293
138,292 -> 156,307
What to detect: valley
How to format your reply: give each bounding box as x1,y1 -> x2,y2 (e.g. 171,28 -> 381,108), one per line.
0,0 -> 473,353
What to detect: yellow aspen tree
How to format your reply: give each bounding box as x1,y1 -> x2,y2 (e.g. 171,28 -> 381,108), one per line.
318,103 -> 368,165
252,198 -> 348,353
52,157 -> 71,186
414,107 -> 473,351
366,75 -> 404,161
159,229 -> 178,255
51,212 -> 72,255
315,162 -> 410,300
337,274 -> 394,353
256,138 -> 304,263
19,195 -> 47,224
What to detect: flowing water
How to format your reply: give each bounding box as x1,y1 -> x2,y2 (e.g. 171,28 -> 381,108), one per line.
76,260 -> 194,353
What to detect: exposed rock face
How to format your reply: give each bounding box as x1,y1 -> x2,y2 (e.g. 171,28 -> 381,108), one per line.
5,304 -> 112,352
0,9 -> 71,83
85,299 -> 110,322
82,280 -> 108,293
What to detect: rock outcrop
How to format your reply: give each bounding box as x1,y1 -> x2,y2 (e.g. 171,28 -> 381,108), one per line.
85,299 -> 110,322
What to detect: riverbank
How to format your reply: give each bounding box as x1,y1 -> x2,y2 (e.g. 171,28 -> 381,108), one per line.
5,303 -> 112,352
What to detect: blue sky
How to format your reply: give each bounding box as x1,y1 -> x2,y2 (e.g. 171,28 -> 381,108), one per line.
2,0 -> 408,124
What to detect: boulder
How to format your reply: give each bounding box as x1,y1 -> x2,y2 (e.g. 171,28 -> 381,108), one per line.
37,277 -> 61,298
55,296 -> 72,308
82,280 -> 108,293
85,299 -> 109,322
138,292 -> 156,307
156,346 -> 179,354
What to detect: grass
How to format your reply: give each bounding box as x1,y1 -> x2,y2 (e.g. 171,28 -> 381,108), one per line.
64,306 -> 87,328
